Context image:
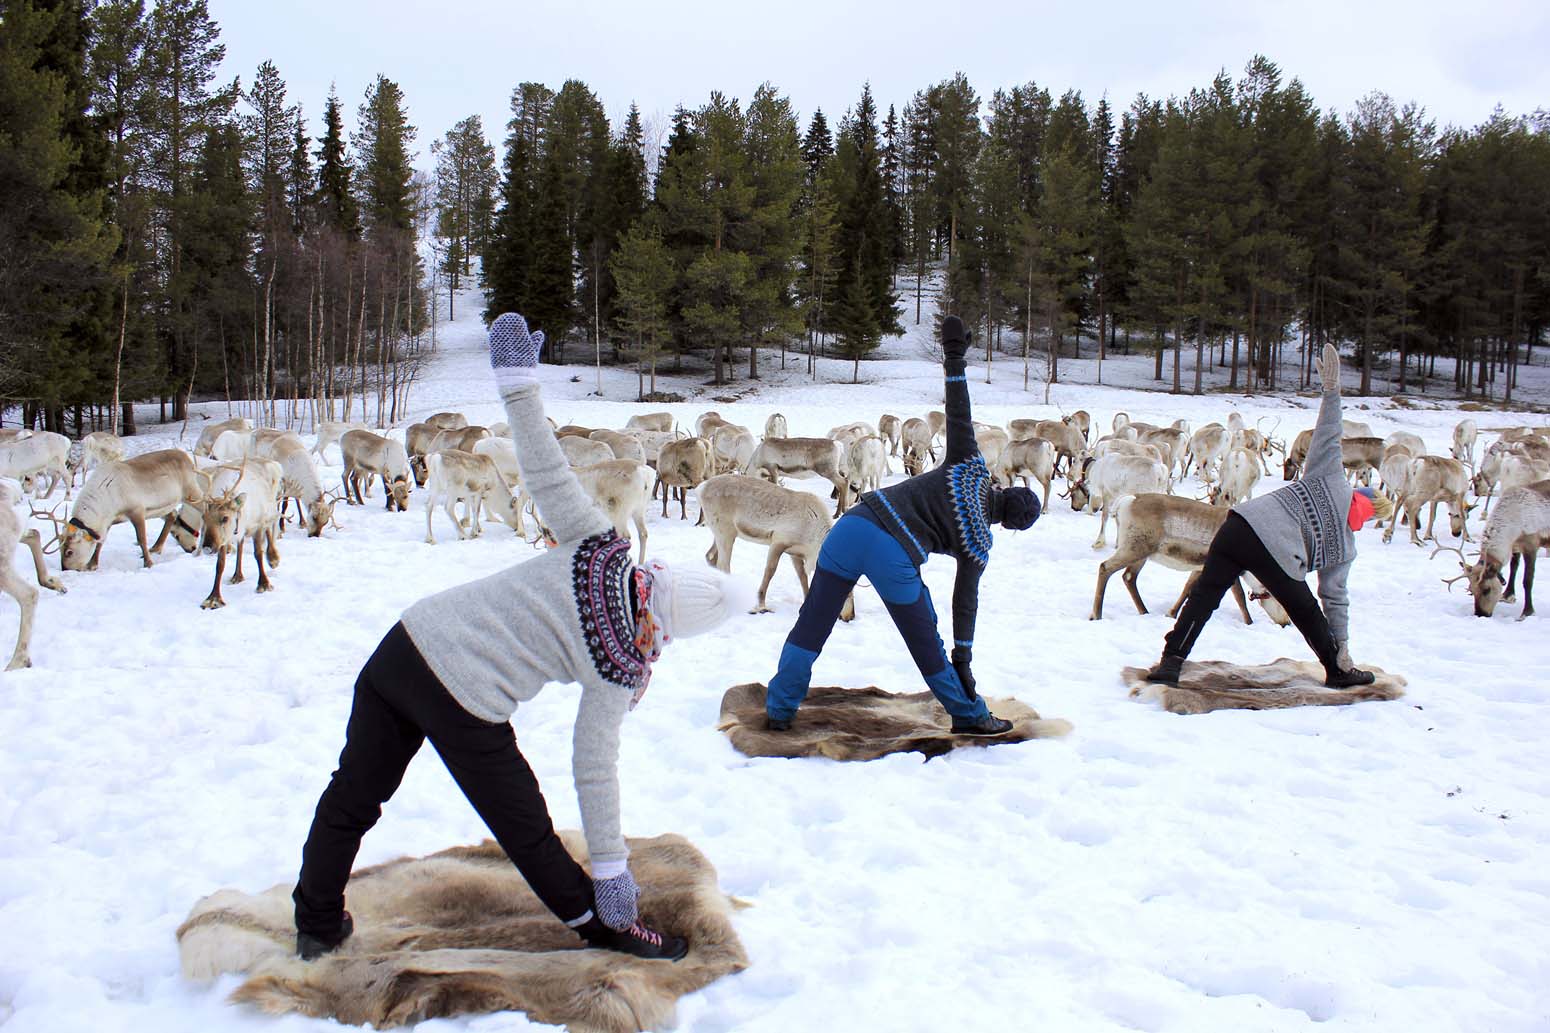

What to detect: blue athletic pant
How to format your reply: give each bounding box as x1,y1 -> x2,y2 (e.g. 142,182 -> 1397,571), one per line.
765,510 -> 988,722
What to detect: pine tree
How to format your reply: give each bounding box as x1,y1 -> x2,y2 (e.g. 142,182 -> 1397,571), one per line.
739,82 -> 803,377
355,74 -> 416,234
832,83 -> 900,360
524,150 -> 574,346
801,108 -> 833,187
926,73 -> 982,308
288,111 -> 313,233
314,85 -> 358,237
610,222 -> 674,394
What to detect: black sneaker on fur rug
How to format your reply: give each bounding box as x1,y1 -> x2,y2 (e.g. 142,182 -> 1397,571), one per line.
296,911 -> 353,961
577,916 -> 690,962
1325,667 -> 1378,689
719,683 -> 1071,761
177,832 -> 747,1033
950,712 -> 1015,736
1144,654 -> 1184,687
1121,658 -> 1405,715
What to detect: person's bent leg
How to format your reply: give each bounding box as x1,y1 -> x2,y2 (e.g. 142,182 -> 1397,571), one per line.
293,624 -> 426,941
765,514 -> 872,722
422,703 -> 595,925
1237,545 -> 1342,673
1162,514 -> 1256,661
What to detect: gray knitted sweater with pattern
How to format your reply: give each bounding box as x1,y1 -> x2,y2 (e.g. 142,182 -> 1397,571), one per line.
400,383 -> 642,869
1233,387 -> 1353,644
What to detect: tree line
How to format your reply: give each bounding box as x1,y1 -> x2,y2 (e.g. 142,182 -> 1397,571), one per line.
5,1 -> 1548,440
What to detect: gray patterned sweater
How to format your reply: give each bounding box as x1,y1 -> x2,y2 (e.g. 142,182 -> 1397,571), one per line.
1233,387 -> 1353,644
400,383 -> 642,870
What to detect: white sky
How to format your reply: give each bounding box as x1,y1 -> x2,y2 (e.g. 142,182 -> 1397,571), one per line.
208,0 -> 1549,167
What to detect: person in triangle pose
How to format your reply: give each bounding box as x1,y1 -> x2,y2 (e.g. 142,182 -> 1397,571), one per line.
763,314 -> 1042,735
1145,342 -> 1378,689
291,313 -> 746,965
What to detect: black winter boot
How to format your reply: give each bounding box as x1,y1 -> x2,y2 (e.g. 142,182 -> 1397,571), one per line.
766,715 -> 792,732
951,712 -> 1014,736
1325,667 -> 1377,689
1146,654 -> 1185,686
577,916 -> 689,962
297,911 -> 353,961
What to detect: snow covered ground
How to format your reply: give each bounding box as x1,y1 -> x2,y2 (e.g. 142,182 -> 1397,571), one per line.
2,284 -> 1548,1033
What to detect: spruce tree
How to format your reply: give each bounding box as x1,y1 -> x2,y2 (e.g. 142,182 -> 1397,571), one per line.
355,74 -> 416,234
524,150 -> 574,348
482,128 -> 533,322
801,108 -> 833,187
314,86 -> 358,237
610,222 -> 674,394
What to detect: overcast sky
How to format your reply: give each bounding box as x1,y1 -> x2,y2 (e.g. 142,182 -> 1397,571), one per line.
208,0 -> 1549,167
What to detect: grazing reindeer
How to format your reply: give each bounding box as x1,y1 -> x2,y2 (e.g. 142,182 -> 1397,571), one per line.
311,420 -> 368,459
1091,492 -> 1283,626
425,412 -> 468,431
588,429 -> 647,463
1025,419 -> 1087,477
746,437 -> 851,516
249,430 -> 335,536
407,424 -> 490,486
340,430 -> 412,511
1341,437 -> 1386,486
1284,427 -> 1313,481
1342,419 -> 1374,439
828,421 -> 872,446
1,431 -> 73,499
197,460 -> 284,610
1384,430 -> 1426,459
1451,419 -> 1478,467
76,431 -> 126,478
655,437 -> 715,519
712,424 -> 757,475
1377,445 -> 1414,526
1209,447 -> 1262,508
1184,424 -> 1229,483
625,412 -> 674,434
1,484 -> 68,669
471,437 -> 534,538
1069,454 -> 1171,550
423,449 -> 525,544
1093,437 -> 1168,466
193,417 -> 252,457
697,473 -> 852,619
974,425 -> 1011,482
1385,455 -> 1472,546
901,417 -> 935,475
695,411 -> 728,439
998,437 -> 1056,510
558,433 -> 615,468
61,449 -> 205,571
877,414 -> 901,456
573,459 -> 653,563
927,410 -> 946,447
764,413 -> 789,440
844,435 -> 888,497
1435,480 -> 1550,619
1062,409 -> 1092,445
1139,426 -> 1190,478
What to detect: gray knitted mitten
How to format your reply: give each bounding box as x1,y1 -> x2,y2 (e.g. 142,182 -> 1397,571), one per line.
592,870 -> 640,931
488,312 -> 546,392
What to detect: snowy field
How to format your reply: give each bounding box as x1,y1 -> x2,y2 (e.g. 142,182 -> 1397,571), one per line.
2,287 -> 1549,1033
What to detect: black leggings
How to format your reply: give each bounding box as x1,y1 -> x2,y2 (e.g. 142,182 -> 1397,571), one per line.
1164,512 -> 1340,670
293,623 -> 594,938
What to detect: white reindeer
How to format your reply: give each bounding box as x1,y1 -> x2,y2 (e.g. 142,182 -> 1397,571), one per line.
0,483 -> 68,669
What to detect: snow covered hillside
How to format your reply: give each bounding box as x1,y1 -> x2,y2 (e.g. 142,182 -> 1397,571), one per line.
2,285 -> 1547,1033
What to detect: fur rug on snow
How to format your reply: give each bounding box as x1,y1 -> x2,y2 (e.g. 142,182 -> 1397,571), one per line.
176,832 -> 748,1032
1123,658 -> 1406,715
718,683 -> 1073,760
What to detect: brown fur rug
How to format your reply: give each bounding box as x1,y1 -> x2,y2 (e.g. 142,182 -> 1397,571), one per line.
1123,658 -> 1406,715
718,683 -> 1072,760
177,832 -> 747,1032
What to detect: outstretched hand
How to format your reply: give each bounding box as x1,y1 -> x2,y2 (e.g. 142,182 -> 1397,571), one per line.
1315,343 -> 1341,394
489,312 -> 545,391
941,315 -> 968,363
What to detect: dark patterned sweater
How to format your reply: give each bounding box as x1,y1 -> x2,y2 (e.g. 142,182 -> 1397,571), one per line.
860,354 -> 993,656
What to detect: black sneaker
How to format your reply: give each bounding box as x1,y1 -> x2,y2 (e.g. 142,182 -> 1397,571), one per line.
1325,667 -> 1377,689
579,916 -> 689,961
951,712 -> 1014,736
1146,655 -> 1184,686
297,910 -> 353,961
766,715 -> 792,732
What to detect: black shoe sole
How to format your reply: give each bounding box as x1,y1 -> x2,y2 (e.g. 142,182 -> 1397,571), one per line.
584,933 -> 690,962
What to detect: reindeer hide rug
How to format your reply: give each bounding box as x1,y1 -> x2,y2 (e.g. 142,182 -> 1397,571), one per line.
1123,658 -> 1406,715
718,683 -> 1072,760
177,832 -> 748,1032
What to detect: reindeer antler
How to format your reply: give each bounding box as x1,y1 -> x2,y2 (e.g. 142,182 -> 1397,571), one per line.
29,500 -> 69,552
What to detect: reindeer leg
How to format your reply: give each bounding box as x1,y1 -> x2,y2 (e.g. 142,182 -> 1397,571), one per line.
20,529 -> 65,593
266,523 -> 281,566
1519,552 -> 1535,620
130,512 -> 154,568
1230,579 -> 1253,625
1,564 -> 38,670
229,542 -> 246,584
1424,501 -> 1439,543
1120,560 -> 1150,616
755,546 -> 783,613
1092,503 -> 1111,550
1091,557 -> 1121,620
255,533 -> 273,593
1504,552 -> 1520,604
1168,571 -> 1203,618
633,509 -> 647,563
201,549 -> 227,609
149,512 -> 175,556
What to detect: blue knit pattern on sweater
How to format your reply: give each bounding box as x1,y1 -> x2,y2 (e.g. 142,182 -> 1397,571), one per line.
947,456 -> 994,566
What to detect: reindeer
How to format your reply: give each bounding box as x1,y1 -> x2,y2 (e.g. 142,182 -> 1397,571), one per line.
712,424 -> 757,475
1341,437 -> 1386,486
193,417 -> 252,457
695,411 -> 728,439
1091,492 -> 1283,626
197,460 -> 283,609
1342,419 -> 1374,439
1027,419 -> 1087,477
555,424 -> 595,439
746,437 -> 851,515
471,437 -> 534,537
1451,419 -> 1478,467
75,431 -> 126,480
1209,447 -> 1262,508
1284,428 -> 1313,481
927,410 -> 946,447
340,430 -> 412,511
697,473 -> 852,619
974,425 -> 1011,482
1069,453 -> 1171,549
1138,426 -> 1190,478
1436,481 -> 1550,619
407,424 -> 490,486
425,412 -> 468,431
1093,437 -> 1168,466
246,431 -> 337,537
625,428 -> 679,468
589,429 -> 647,464
877,414 -> 901,456
999,437 -> 1056,510
574,459 -> 653,563
625,412 -> 674,434
558,435 -> 615,468
655,437 -> 715,519
844,435 -> 888,498
312,420 -> 368,460
59,449 -> 206,571
1384,430 -> 1426,459
1377,445 -> 1414,527
764,413 -> 789,440
1,431 -> 73,499
1385,455 -> 1472,546
423,449 -> 525,544
0,484 -> 68,669
901,417 -> 935,475
1062,409 -> 1092,445
1475,438 -> 1550,514
827,421 -> 873,447
1184,424 -> 1229,483
1231,418 -> 1282,475
0,429 -> 32,444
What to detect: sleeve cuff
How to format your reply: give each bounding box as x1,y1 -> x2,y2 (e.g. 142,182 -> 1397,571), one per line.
494,366 -> 539,394
591,858 -> 629,880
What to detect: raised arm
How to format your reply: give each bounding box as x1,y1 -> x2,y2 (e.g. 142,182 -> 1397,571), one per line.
1304,343 -> 1345,482
941,315 -> 978,465
489,313 -> 611,544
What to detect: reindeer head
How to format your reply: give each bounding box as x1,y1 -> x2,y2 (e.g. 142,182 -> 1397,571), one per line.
60,522 -> 98,570
1242,574 -> 1293,626
1448,499 -> 1475,540
201,493 -> 246,554
167,506 -> 204,554
408,454 -> 430,487
388,475 -> 412,512
1065,457 -> 1095,511
1434,544 -> 1503,616
1282,455 -> 1301,481
307,494 -> 337,537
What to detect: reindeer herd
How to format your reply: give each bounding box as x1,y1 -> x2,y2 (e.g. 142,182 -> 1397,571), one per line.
2,399 -> 1548,673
